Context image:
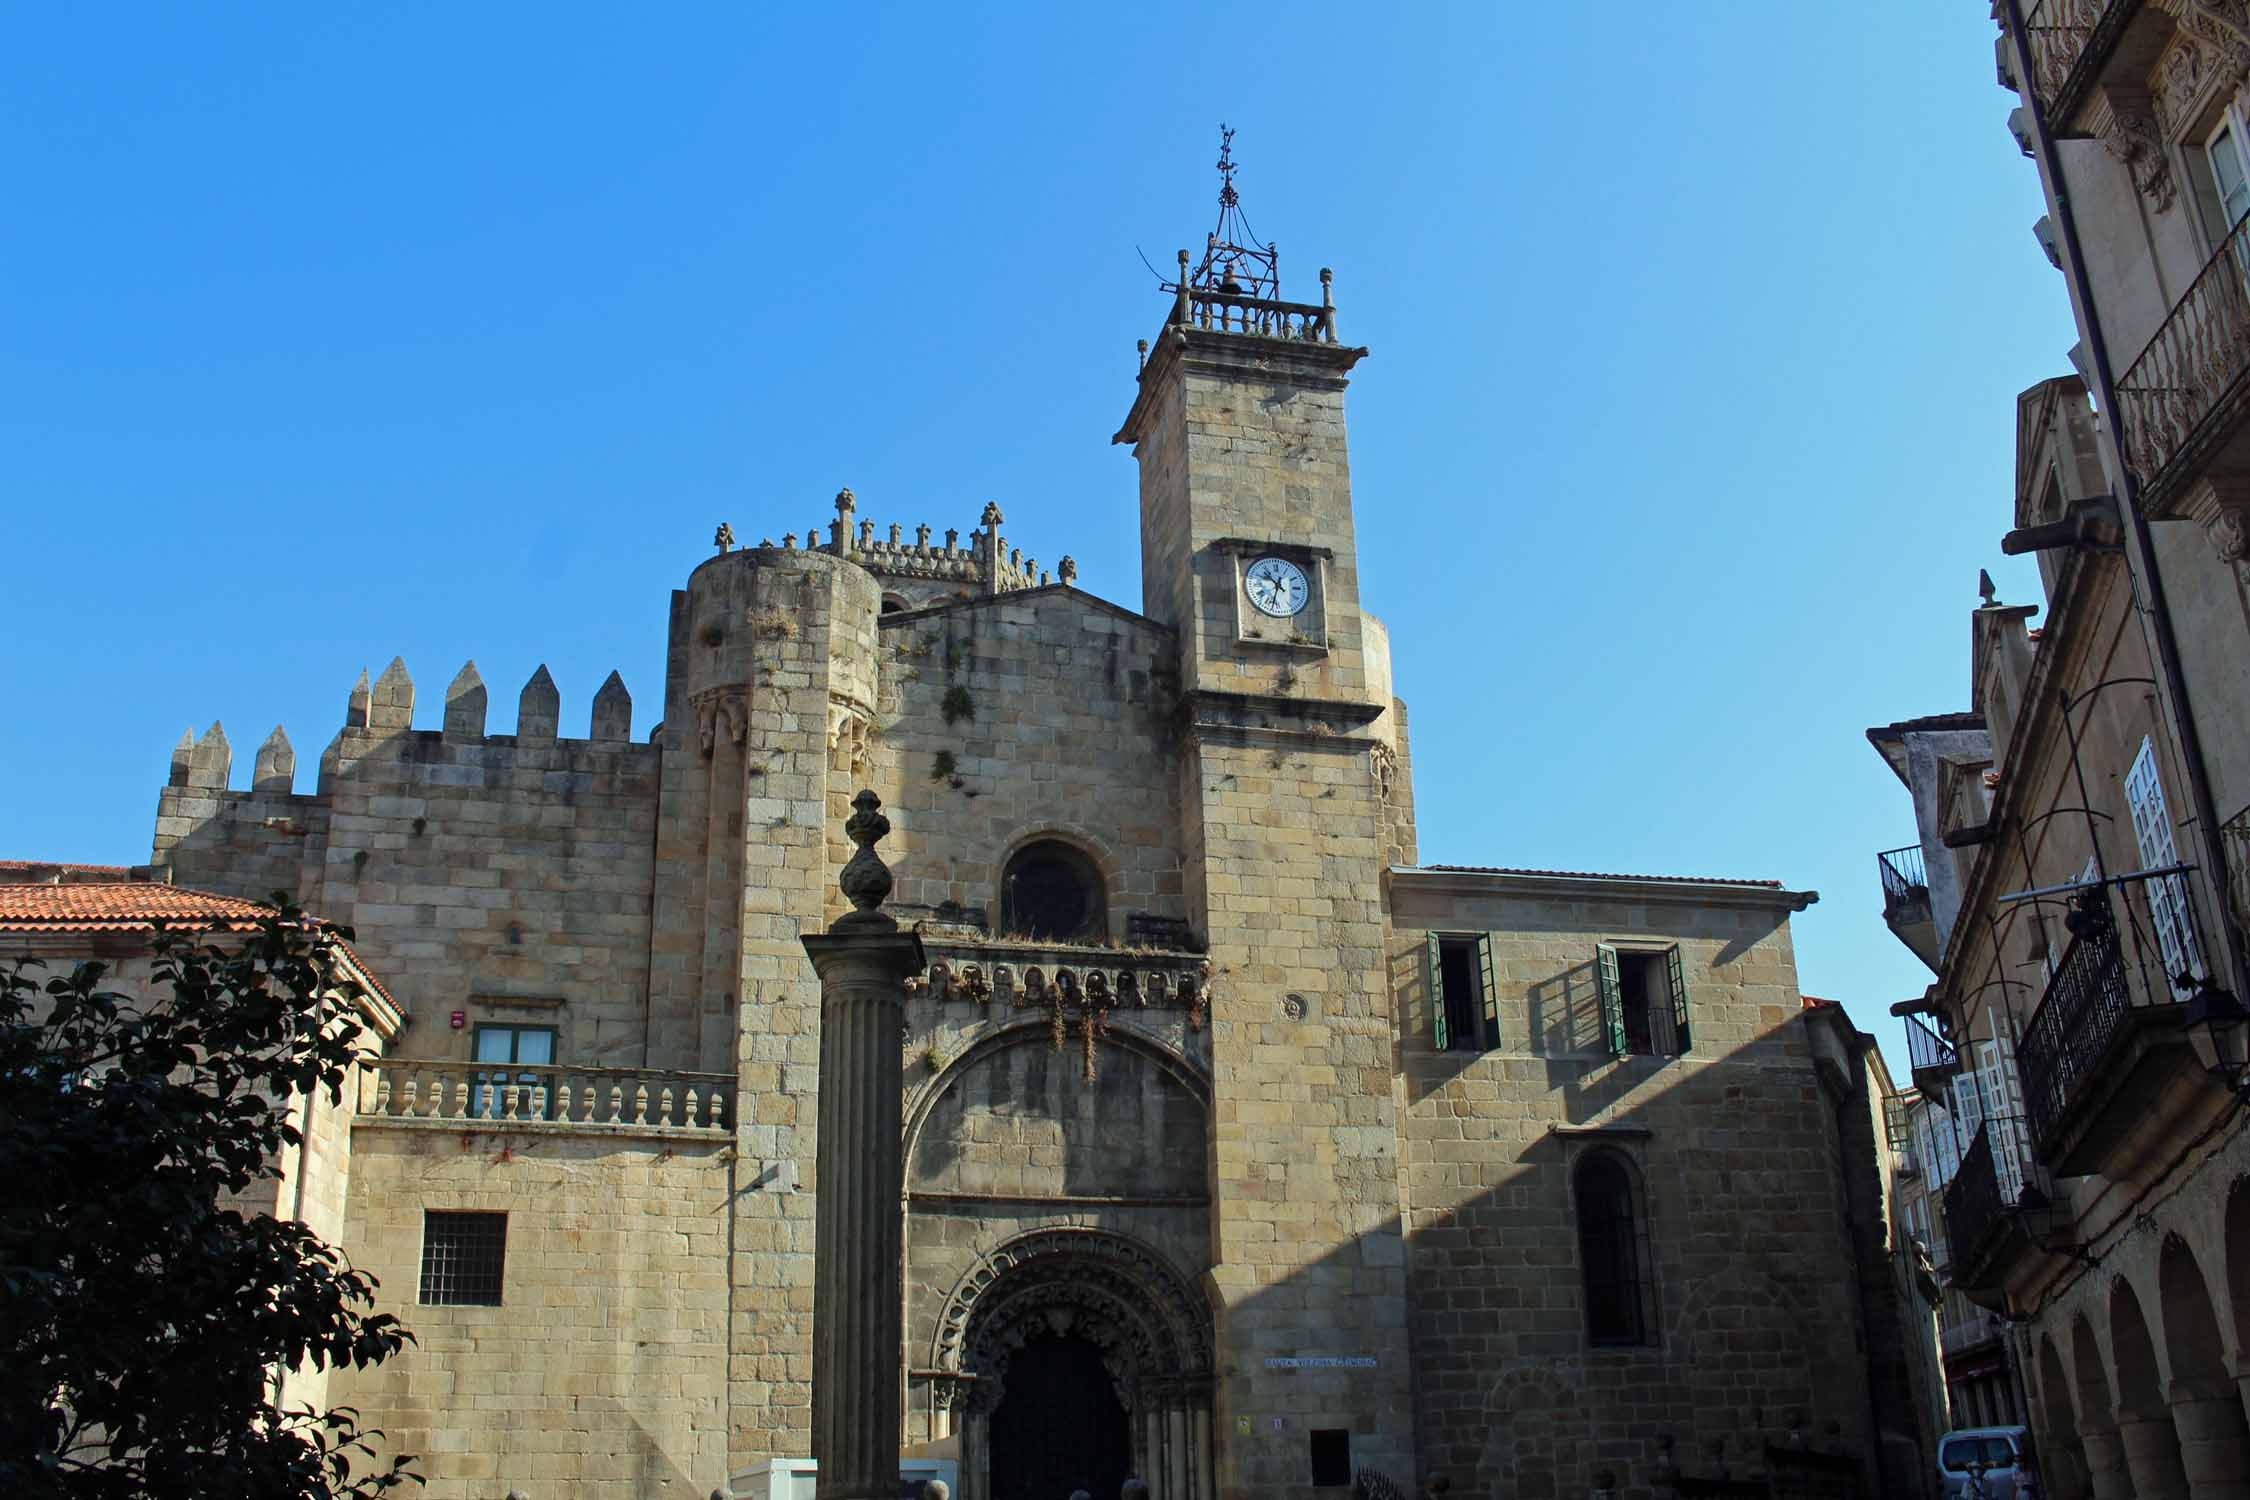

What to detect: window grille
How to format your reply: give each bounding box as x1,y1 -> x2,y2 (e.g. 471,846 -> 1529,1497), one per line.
1574,1152 -> 1652,1345
419,1211 -> 506,1306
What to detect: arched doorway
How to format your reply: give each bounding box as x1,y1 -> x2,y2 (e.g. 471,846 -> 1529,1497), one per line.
2071,1313 -> 2131,1500
989,1334 -> 1132,1500
932,1230 -> 1214,1500
2110,1277 -> 2190,1499
2156,1233 -> 2250,1497
2036,1334 -> 2090,1500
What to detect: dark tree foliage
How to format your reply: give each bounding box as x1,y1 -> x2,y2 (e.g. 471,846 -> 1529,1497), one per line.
0,907 -> 420,1498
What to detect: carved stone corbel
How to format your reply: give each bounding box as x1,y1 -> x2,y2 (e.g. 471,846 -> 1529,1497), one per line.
689,689 -> 747,759
2100,86 -> 2178,216
2179,471 -> 2250,573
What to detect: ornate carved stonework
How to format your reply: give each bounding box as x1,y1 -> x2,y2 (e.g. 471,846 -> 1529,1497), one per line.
931,1228 -> 1213,1415
828,698 -> 874,776
690,689 -> 747,758
1370,742 -> 1398,801
2101,91 -> 2177,215
2180,472 -> 2250,567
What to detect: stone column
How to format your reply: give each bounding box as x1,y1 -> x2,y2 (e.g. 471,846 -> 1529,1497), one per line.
2115,1403 -> 2191,1500
959,1403 -> 990,1500
2079,1424 -> 2133,1500
1190,1401 -> 1212,1500
804,791 -> 925,1500
2169,1376 -> 2250,1500
1165,1402 -> 1190,1500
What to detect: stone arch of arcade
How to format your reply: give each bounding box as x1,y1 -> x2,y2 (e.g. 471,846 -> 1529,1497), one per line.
928,1228 -> 1216,1500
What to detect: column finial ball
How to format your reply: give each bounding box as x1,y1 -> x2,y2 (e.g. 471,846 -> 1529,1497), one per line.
835,789 -> 896,931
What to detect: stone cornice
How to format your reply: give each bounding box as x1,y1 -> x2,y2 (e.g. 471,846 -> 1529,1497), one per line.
1179,687 -> 1387,745
1386,865 -> 1817,913
1112,322 -> 1370,447
877,582 -> 1175,637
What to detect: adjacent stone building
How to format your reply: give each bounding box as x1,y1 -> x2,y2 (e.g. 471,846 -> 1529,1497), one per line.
1848,10 -> 2250,1496
105,174 -> 1913,1500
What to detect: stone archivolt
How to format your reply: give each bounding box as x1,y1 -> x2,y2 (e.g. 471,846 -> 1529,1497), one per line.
933,1228 -> 1213,1414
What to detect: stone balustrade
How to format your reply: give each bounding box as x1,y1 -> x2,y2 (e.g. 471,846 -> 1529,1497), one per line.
357,1056 -> 735,1135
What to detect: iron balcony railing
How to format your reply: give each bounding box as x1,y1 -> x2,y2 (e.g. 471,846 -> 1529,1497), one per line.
2019,0 -> 2138,126
1941,1114 -> 2042,1274
2017,869 -> 2213,1151
1904,1012 -> 1958,1080
1879,843 -> 1930,916
2117,206 -> 2250,503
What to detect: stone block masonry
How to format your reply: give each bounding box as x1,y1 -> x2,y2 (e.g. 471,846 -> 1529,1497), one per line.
155,656 -> 664,1074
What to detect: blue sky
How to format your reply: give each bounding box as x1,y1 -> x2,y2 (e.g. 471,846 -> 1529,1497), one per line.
0,4 -> 2068,1075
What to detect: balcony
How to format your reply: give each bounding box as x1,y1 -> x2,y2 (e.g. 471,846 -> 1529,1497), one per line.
2017,0 -> 2141,129
1941,1114 -> 2054,1299
2117,209 -> 2250,510
1879,843 -> 1940,970
2016,871 -> 2231,1178
358,1057 -> 735,1138
1903,1011 -> 1960,1100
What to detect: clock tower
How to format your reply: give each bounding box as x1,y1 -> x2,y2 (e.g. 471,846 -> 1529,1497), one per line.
1112,132 -> 1415,1494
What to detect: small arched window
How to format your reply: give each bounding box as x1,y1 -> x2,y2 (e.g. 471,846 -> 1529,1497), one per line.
881,594 -> 909,615
1000,839 -> 1106,942
1575,1151 -> 1653,1346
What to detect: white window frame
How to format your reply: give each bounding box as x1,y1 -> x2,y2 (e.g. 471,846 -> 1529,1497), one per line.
2209,105 -> 2250,234
2125,735 -> 2206,1000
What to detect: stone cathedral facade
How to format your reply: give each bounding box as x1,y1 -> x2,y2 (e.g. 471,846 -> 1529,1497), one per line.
127,202 -> 1916,1500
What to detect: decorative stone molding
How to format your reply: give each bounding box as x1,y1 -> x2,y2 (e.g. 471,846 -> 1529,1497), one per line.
930,1228 -> 1214,1414
2178,471 -> 2250,568
2099,87 -> 2177,215
1370,742 -> 1398,801
689,689 -> 747,758
828,697 -> 874,776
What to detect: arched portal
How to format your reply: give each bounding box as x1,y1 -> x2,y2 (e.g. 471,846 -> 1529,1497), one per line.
2036,1333 -> 2090,1500
989,1335 -> 1131,1500
2111,1276 -> 2190,1499
2226,1177 -> 2250,1356
2156,1233 -> 2250,1497
2071,1312 -> 2132,1500
932,1229 -> 1214,1500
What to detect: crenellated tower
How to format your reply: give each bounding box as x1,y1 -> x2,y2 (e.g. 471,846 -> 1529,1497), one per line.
1113,130 -> 1417,1492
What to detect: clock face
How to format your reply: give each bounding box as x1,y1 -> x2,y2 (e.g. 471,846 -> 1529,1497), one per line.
1244,556 -> 1311,618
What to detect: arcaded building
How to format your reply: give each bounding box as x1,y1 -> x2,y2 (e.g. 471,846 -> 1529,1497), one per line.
126,173 -> 1911,1500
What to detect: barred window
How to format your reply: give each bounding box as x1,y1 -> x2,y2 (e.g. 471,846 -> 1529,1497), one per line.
419,1211 -> 506,1306
1575,1152 -> 1654,1345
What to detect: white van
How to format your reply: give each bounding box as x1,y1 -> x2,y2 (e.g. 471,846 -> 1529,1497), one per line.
1937,1426 -> 2035,1498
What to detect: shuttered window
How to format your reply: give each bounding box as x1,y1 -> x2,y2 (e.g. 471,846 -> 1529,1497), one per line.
1426,932 -> 1496,1052
1595,944 -> 1689,1057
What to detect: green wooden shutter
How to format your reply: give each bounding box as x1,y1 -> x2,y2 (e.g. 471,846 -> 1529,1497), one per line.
1427,930 -> 1448,1052
1666,944 -> 1691,1054
1476,934 -> 1498,1051
1596,943 -> 1626,1057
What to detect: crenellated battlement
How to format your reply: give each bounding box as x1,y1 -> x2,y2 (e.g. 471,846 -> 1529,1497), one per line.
726,489 -> 1076,605
161,658 -> 649,803
330,657 -> 642,757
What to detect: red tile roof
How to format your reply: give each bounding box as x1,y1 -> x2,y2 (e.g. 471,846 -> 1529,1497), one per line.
1801,994 -> 1837,1009
0,878 -> 401,1016
1423,864 -> 1784,889
0,881 -> 274,934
